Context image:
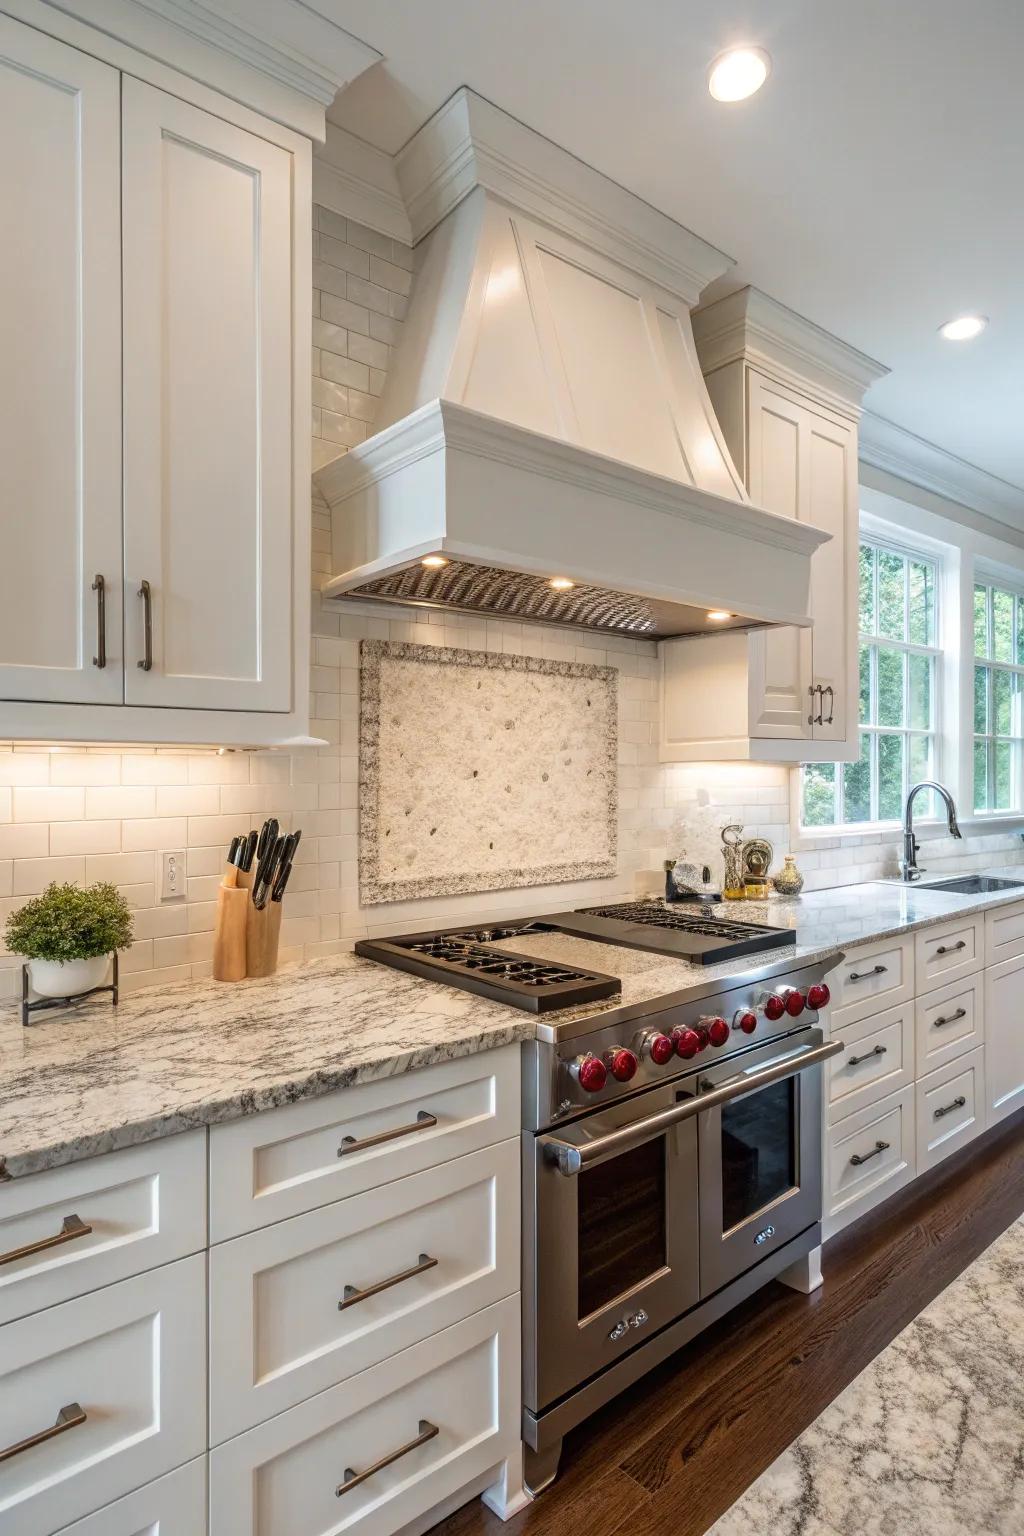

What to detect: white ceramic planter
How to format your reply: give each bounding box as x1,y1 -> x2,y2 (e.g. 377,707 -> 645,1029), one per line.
28,954 -> 110,998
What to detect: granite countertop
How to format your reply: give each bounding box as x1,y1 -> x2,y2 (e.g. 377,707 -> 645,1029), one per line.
3,870 -> 1024,1181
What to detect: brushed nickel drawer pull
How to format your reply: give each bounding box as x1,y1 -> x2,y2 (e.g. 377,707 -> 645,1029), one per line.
935,940 -> 967,956
336,1419 -> 438,1497
933,1007 -> 968,1029
847,1044 -> 888,1068
91,575 -> 106,669
849,1140 -> 889,1167
0,1402 -> 86,1465
138,579 -> 153,671
934,1094 -> 967,1120
339,1253 -> 438,1311
0,1213 -> 92,1268
338,1110 -> 437,1158
848,964 -> 888,983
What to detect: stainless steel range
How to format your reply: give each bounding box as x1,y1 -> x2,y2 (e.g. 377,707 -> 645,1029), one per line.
358,902 -> 843,1495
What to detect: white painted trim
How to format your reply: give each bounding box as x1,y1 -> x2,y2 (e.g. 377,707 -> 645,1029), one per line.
313,122 -> 411,242
395,86 -> 734,301
692,285 -> 888,414
859,411 -> 1024,535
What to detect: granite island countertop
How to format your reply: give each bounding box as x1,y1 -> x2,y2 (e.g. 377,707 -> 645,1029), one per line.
3,870 -> 1024,1181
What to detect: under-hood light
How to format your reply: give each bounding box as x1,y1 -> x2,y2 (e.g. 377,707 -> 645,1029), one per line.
548,577 -> 575,590
422,554 -> 449,568
707,610 -> 733,623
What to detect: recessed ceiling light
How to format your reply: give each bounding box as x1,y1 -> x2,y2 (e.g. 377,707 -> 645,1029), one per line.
939,315 -> 988,341
707,610 -> 733,623
421,555 -> 448,568
548,576 -> 575,590
708,47 -> 771,102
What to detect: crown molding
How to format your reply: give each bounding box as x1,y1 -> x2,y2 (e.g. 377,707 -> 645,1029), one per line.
394,87 -> 734,303
692,285 -> 889,416
313,122 -> 412,243
858,411 -> 1024,532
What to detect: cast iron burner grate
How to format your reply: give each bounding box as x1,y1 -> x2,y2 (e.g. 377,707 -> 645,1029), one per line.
577,901 -> 780,939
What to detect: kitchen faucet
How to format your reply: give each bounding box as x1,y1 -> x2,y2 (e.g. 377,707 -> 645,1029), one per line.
899,781 -> 962,881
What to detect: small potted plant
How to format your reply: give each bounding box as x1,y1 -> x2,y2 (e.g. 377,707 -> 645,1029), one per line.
4,881 -> 134,998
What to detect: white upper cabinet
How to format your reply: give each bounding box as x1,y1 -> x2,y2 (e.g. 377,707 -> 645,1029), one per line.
122,81 -> 293,713
659,288 -> 885,764
0,17 -> 123,707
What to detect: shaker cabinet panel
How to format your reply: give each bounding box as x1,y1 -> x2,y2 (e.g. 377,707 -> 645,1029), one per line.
121,79 -> 294,712
984,953 -> 1024,1126
0,15 -> 123,706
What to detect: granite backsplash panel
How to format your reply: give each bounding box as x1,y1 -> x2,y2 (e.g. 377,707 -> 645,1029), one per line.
359,639 -> 618,902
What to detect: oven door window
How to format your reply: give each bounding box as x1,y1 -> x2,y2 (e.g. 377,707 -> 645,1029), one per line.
720,1078 -> 797,1233
577,1138 -> 666,1318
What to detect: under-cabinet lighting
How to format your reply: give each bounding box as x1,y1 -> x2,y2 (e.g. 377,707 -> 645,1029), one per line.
706,610 -> 733,622
548,577 -> 576,590
708,47 -> 771,102
421,555 -> 449,568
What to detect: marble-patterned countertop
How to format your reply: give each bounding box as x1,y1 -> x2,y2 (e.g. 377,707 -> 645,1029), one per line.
4,870 -> 1024,1180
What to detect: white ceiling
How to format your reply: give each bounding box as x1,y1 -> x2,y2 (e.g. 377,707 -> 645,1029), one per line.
319,0 -> 1024,501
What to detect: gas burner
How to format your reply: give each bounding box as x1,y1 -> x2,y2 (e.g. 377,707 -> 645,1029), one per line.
354,931 -> 619,1013
577,901 -> 780,940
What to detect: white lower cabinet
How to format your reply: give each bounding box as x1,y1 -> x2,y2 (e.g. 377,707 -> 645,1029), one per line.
828,1001 -> 914,1123
210,1295 -> 521,1536
0,1254 -> 206,1536
915,1047 -> 986,1174
826,1085 -> 916,1236
53,1457 -> 207,1535
984,951 -> 1024,1126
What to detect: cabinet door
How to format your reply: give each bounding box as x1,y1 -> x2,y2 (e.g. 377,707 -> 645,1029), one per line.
122,79 -> 293,711
984,953 -> 1024,1126
804,403 -> 856,742
0,16 -> 123,704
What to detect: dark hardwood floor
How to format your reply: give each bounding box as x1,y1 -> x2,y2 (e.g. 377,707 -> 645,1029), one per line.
433,1109 -> 1024,1536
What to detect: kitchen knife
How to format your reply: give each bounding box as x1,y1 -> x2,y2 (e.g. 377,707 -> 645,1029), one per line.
271,833 -> 298,902
227,835 -> 241,865
240,830 -> 258,873
253,835 -> 286,911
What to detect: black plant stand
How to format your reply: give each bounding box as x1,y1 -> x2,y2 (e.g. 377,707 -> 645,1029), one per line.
21,952 -> 119,1028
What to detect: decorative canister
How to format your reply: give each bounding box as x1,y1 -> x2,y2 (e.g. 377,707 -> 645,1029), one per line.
774,854 -> 805,897
721,824 -> 745,900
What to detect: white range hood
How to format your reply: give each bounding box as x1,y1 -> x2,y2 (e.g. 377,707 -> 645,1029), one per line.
315,89 -> 829,638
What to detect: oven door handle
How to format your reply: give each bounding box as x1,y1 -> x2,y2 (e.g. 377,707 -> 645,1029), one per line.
542,1038 -> 845,1176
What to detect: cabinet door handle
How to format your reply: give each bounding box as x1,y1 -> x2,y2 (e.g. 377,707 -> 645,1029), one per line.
339,1252 -> 437,1311
822,684 -> 835,724
91,575 -> 106,669
0,1212 -> 92,1268
137,579 -> 153,671
847,1044 -> 887,1068
0,1402 -> 87,1465
934,1094 -> 967,1121
336,1420 -> 439,1497
932,1007 -> 967,1029
935,940 -> 967,956
807,683 -> 823,726
338,1109 -> 437,1157
848,964 -> 888,983
849,1139 -> 889,1167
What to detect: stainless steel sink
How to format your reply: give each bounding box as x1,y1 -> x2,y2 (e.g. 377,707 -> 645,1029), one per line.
919,875 -> 1024,895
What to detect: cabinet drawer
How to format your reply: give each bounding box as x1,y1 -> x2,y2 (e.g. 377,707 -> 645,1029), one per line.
210,1295 -> 520,1536
986,899 -> 1024,965
210,1139 -> 520,1443
828,936 -> 914,1026
209,1046 -> 519,1241
916,1049 -> 986,1174
828,1003 -> 914,1123
0,1254 -> 206,1536
825,1086 -> 915,1239
915,974 -> 983,1077
985,953 -> 1024,1126
0,1130 -> 206,1326
916,916 -> 982,991
54,1457 -> 207,1535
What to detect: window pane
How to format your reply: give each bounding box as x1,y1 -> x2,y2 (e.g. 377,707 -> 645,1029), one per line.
877,550 -> 905,640
1017,597 -> 1024,666
993,587 -> 1014,663
908,653 -> 931,730
908,561 -> 934,645
909,735 -> 936,817
859,645 -> 871,725
876,646 -> 905,727
975,666 -> 989,733
802,763 -> 837,828
858,544 -> 875,634
974,584 -> 989,658
995,741 -> 1014,811
843,733 -> 871,824
974,739 -> 990,813
993,667 -> 1014,737
877,733 -> 904,822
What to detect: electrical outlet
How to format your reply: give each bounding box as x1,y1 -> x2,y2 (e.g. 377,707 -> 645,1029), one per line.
160,849 -> 186,901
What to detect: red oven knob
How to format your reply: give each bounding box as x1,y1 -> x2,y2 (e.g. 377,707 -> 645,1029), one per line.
706,1016 -> 730,1048
606,1047 -> 638,1082
735,1010 -> 758,1035
763,993 -> 786,1021
807,982 -> 830,1010
572,1054 -> 607,1093
644,1032 -> 676,1066
785,989 -> 806,1017
673,1027 -> 703,1060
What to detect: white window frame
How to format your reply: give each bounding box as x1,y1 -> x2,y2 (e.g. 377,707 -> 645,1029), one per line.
972,575 -> 1024,816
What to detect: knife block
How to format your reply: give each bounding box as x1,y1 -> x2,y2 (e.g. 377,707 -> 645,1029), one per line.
246,899 -> 283,978
212,884 -> 249,982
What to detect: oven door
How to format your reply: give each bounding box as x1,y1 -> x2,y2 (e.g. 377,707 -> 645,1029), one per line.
526,1078 -> 700,1413
697,1027 -> 827,1297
